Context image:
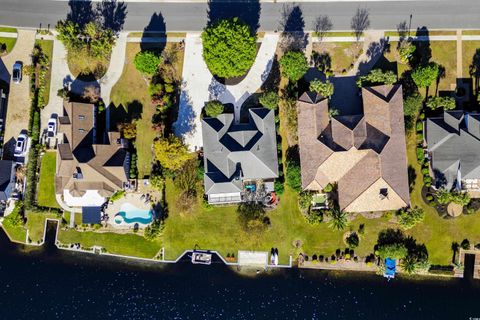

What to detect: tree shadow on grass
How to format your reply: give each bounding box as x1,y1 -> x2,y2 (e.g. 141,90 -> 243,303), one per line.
410,26 -> 432,69
108,100 -> 143,129
469,48 -> 480,96
140,12 -> 167,54
207,0 -> 260,34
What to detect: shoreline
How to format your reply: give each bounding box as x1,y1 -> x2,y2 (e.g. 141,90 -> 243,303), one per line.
0,219 -> 463,281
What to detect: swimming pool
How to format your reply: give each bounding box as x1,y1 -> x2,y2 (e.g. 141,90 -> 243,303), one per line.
114,203 -> 153,225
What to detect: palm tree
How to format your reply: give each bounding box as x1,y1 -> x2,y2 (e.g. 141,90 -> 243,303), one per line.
328,207 -> 348,231
401,255 -> 417,274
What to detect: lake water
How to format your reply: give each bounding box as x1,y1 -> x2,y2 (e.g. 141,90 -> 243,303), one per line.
0,223 -> 479,319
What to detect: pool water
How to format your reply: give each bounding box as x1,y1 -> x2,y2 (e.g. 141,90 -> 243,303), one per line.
114,203 -> 153,225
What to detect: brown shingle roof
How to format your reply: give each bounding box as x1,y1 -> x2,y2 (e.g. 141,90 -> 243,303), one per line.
55,100 -> 128,198
297,85 -> 410,212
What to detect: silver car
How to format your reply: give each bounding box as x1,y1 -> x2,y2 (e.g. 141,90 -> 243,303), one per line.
14,133 -> 28,157
12,62 -> 22,84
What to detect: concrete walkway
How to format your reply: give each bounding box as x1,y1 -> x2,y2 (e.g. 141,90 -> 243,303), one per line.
1,29 -> 36,158
456,30 -> 463,78
174,33 -> 278,151
41,32 -> 128,135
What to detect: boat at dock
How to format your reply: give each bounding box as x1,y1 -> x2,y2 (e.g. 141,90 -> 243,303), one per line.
191,251 -> 212,265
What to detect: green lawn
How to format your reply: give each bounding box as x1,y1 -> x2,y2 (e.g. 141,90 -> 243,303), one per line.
430,41 -> 457,92
25,211 -> 60,243
110,43 -> 159,178
384,30 -> 457,37
57,229 -> 162,258
37,151 -> 59,209
1,223 -> 26,243
110,42 -> 184,178
35,39 -> 53,106
0,26 -> 17,33
0,37 -> 17,56
462,30 -> 480,35
462,40 -> 480,79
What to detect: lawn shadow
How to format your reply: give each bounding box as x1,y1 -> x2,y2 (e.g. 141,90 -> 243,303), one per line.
108,100 -> 143,129
140,12 -> 167,54
410,26 -> 431,68
279,4 -> 307,51
207,0 -> 260,34
469,48 -> 480,96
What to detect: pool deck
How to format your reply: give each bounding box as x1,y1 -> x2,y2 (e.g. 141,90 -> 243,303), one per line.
105,192 -> 156,229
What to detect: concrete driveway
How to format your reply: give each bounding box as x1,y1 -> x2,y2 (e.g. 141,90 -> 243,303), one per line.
0,29 -> 35,159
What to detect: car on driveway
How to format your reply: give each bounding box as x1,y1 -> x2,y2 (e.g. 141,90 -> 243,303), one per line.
47,118 -> 57,137
14,133 -> 28,157
12,62 -> 22,84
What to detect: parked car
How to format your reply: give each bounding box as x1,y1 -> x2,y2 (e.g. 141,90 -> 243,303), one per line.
14,133 -> 28,157
47,118 -> 57,137
12,62 -> 22,84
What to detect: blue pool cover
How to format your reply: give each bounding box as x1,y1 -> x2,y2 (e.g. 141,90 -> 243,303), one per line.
384,258 -> 396,278
82,206 -> 102,224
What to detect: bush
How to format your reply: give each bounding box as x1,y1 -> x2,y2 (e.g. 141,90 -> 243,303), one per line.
416,121 -> 423,132
461,239 -> 470,250
377,243 -> 408,259
204,100 -> 224,117
298,191 -> 313,210
356,69 -> 397,87
202,18 -> 257,78
109,190 -> 125,202
426,96 -> 456,111
134,51 -> 162,75
3,202 -> 24,227
416,133 -> 423,142
279,51 -> 309,82
397,207 -> 425,230
426,194 -> 434,201
423,176 -> 432,184
274,180 -> 284,195
411,62 -> 439,88
309,79 -> 334,98
403,93 -> 423,118
144,219 -> 164,240
421,167 -> 429,175
416,147 -> 424,163
285,160 -> 302,193
258,91 -> 280,110
346,232 -> 360,248
322,183 -> 333,193
305,210 -> 323,225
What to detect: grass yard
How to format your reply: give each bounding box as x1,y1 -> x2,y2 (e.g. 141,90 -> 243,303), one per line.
37,151 -> 60,209
429,41 -> 457,92
404,132 -> 480,265
385,30 -> 457,37
35,39 -> 53,105
57,229 -> 162,258
26,211 -> 60,243
110,42 -> 184,178
0,26 -> 17,33
462,30 -> 480,35
462,40 -> 480,79
1,223 -> 26,243
0,37 -> 17,56
312,42 -> 363,74
163,179 -> 396,265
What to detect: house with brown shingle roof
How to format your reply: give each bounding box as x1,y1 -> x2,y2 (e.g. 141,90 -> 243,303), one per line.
56,100 -> 129,208
297,84 -> 410,212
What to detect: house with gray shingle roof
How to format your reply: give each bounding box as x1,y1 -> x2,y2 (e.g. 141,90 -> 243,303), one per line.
201,108 -> 278,204
426,110 -> 480,190
297,84 -> 410,212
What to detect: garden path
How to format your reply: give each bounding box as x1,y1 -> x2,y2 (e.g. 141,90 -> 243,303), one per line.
175,33 -> 279,151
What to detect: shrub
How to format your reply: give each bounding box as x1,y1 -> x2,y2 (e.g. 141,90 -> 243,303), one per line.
134,51 -> 162,75
346,232 -> 360,248
285,160 -> 302,192
426,96 -> 456,111
411,62 -> 439,88
305,211 -> 323,225
274,180 -> 284,195
204,100 -> 224,117
322,183 -> 333,193
258,91 -> 280,110
202,18 -> 257,78
144,219 -> 164,240
404,94 -> 423,118
423,176 -> 432,184
421,167 -> 429,175
309,79 -> 334,99
327,208 -> 348,231
279,51 -> 309,82
377,243 -> 408,259
3,202 -> 24,227
356,69 -> 397,87
148,83 -> 164,96
426,194 -> 433,201
416,121 -> 423,132
298,191 -> 313,210
461,239 -> 470,250
109,190 -> 125,202
416,147 -> 424,163
397,207 -> 425,230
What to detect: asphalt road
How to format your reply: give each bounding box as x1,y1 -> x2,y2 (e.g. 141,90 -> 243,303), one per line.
0,0 -> 479,32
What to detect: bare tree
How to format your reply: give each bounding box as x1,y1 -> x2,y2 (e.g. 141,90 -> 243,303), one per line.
351,7 -> 370,41
313,15 -> 333,41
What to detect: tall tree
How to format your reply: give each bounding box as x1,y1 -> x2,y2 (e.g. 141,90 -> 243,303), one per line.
279,51 -> 309,82
153,135 -> 194,172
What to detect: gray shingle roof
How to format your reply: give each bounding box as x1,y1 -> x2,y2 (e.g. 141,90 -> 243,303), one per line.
202,108 -> 278,195
426,111 -> 480,189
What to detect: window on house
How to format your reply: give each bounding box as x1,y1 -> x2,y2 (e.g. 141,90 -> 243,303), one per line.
379,188 -> 388,199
